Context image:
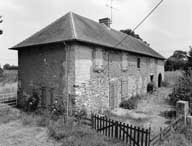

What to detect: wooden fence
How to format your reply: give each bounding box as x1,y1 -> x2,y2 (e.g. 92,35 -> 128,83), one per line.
0,92 -> 17,108
92,114 -> 151,146
150,115 -> 184,146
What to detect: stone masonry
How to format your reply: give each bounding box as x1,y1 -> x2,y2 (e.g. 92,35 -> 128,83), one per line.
17,42 -> 164,113
72,43 -> 164,113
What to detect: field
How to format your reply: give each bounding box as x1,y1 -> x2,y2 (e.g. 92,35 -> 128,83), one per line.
0,70 -> 17,94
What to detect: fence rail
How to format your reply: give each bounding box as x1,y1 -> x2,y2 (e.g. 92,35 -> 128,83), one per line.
92,114 -> 151,146
0,92 -> 17,108
150,115 -> 184,146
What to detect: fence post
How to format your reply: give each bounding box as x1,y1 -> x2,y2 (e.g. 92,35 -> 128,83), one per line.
176,100 -> 189,126
148,127 -> 151,146
160,127 -> 162,141
91,113 -> 94,129
115,121 -> 118,138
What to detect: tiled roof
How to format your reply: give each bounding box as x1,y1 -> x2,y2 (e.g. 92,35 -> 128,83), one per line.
10,12 -> 164,59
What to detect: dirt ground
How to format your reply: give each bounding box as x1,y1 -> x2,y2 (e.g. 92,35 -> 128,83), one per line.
0,120 -> 62,146
112,87 -> 174,135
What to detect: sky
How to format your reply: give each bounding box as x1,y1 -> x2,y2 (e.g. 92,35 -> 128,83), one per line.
0,0 -> 192,65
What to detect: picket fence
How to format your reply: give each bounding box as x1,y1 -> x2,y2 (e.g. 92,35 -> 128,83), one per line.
91,114 -> 151,146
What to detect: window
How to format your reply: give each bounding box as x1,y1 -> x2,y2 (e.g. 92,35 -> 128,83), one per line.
122,54 -> 128,71
93,48 -> 103,72
137,58 -> 141,68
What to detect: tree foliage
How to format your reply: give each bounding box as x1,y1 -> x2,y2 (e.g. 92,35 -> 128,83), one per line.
120,29 -> 150,46
3,64 -> 18,70
169,46 -> 192,112
165,50 -> 188,71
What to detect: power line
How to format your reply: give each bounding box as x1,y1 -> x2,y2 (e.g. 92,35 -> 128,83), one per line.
114,0 -> 163,47
133,0 -> 163,31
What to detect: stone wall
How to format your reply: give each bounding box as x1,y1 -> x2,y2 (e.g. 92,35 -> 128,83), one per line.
72,43 -> 164,113
18,41 -> 164,112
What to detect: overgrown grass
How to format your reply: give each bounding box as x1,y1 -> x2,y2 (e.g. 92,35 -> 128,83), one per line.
47,118 -> 127,146
159,126 -> 192,146
0,105 -> 20,124
159,134 -> 191,146
0,70 -> 17,94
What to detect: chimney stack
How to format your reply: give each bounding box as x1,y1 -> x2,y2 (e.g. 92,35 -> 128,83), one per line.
99,17 -> 111,27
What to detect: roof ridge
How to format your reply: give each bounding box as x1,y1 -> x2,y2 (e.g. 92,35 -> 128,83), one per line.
69,12 -> 77,39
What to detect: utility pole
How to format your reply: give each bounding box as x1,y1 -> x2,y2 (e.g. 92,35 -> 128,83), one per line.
0,16 -> 3,35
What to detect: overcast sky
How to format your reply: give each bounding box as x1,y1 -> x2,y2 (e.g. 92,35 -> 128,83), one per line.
0,0 -> 192,65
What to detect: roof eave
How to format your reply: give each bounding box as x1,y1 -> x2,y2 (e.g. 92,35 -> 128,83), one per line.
9,38 -> 165,60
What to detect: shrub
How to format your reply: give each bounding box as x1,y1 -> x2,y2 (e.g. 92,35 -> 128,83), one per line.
147,82 -> 155,93
119,94 -> 141,110
161,80 -> 170,87
26,91 -> 40,112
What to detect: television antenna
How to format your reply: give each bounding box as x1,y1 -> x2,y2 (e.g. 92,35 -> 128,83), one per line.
105,0 -> 118,24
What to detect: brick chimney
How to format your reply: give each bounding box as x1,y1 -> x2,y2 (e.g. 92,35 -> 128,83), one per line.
99,17 -> 111,27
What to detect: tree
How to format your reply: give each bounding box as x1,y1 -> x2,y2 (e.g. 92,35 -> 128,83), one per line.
187,46 -> 192,68
0,65 -> 3,77
3,64 -> 10,70
120,29 -> 150,46
169,46 -> 192,110
164,50 -> 188,71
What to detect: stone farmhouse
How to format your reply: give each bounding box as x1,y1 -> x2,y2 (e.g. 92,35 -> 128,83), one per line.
10,12 -> 165,113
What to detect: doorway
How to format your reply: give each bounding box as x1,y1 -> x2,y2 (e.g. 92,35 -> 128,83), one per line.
158,73 -> 162,87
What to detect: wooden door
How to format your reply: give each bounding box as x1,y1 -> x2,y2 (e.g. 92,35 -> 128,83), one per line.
109,81 -> 118,109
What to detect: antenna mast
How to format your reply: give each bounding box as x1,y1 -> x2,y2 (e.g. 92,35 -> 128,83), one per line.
106,0 -> 116,24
